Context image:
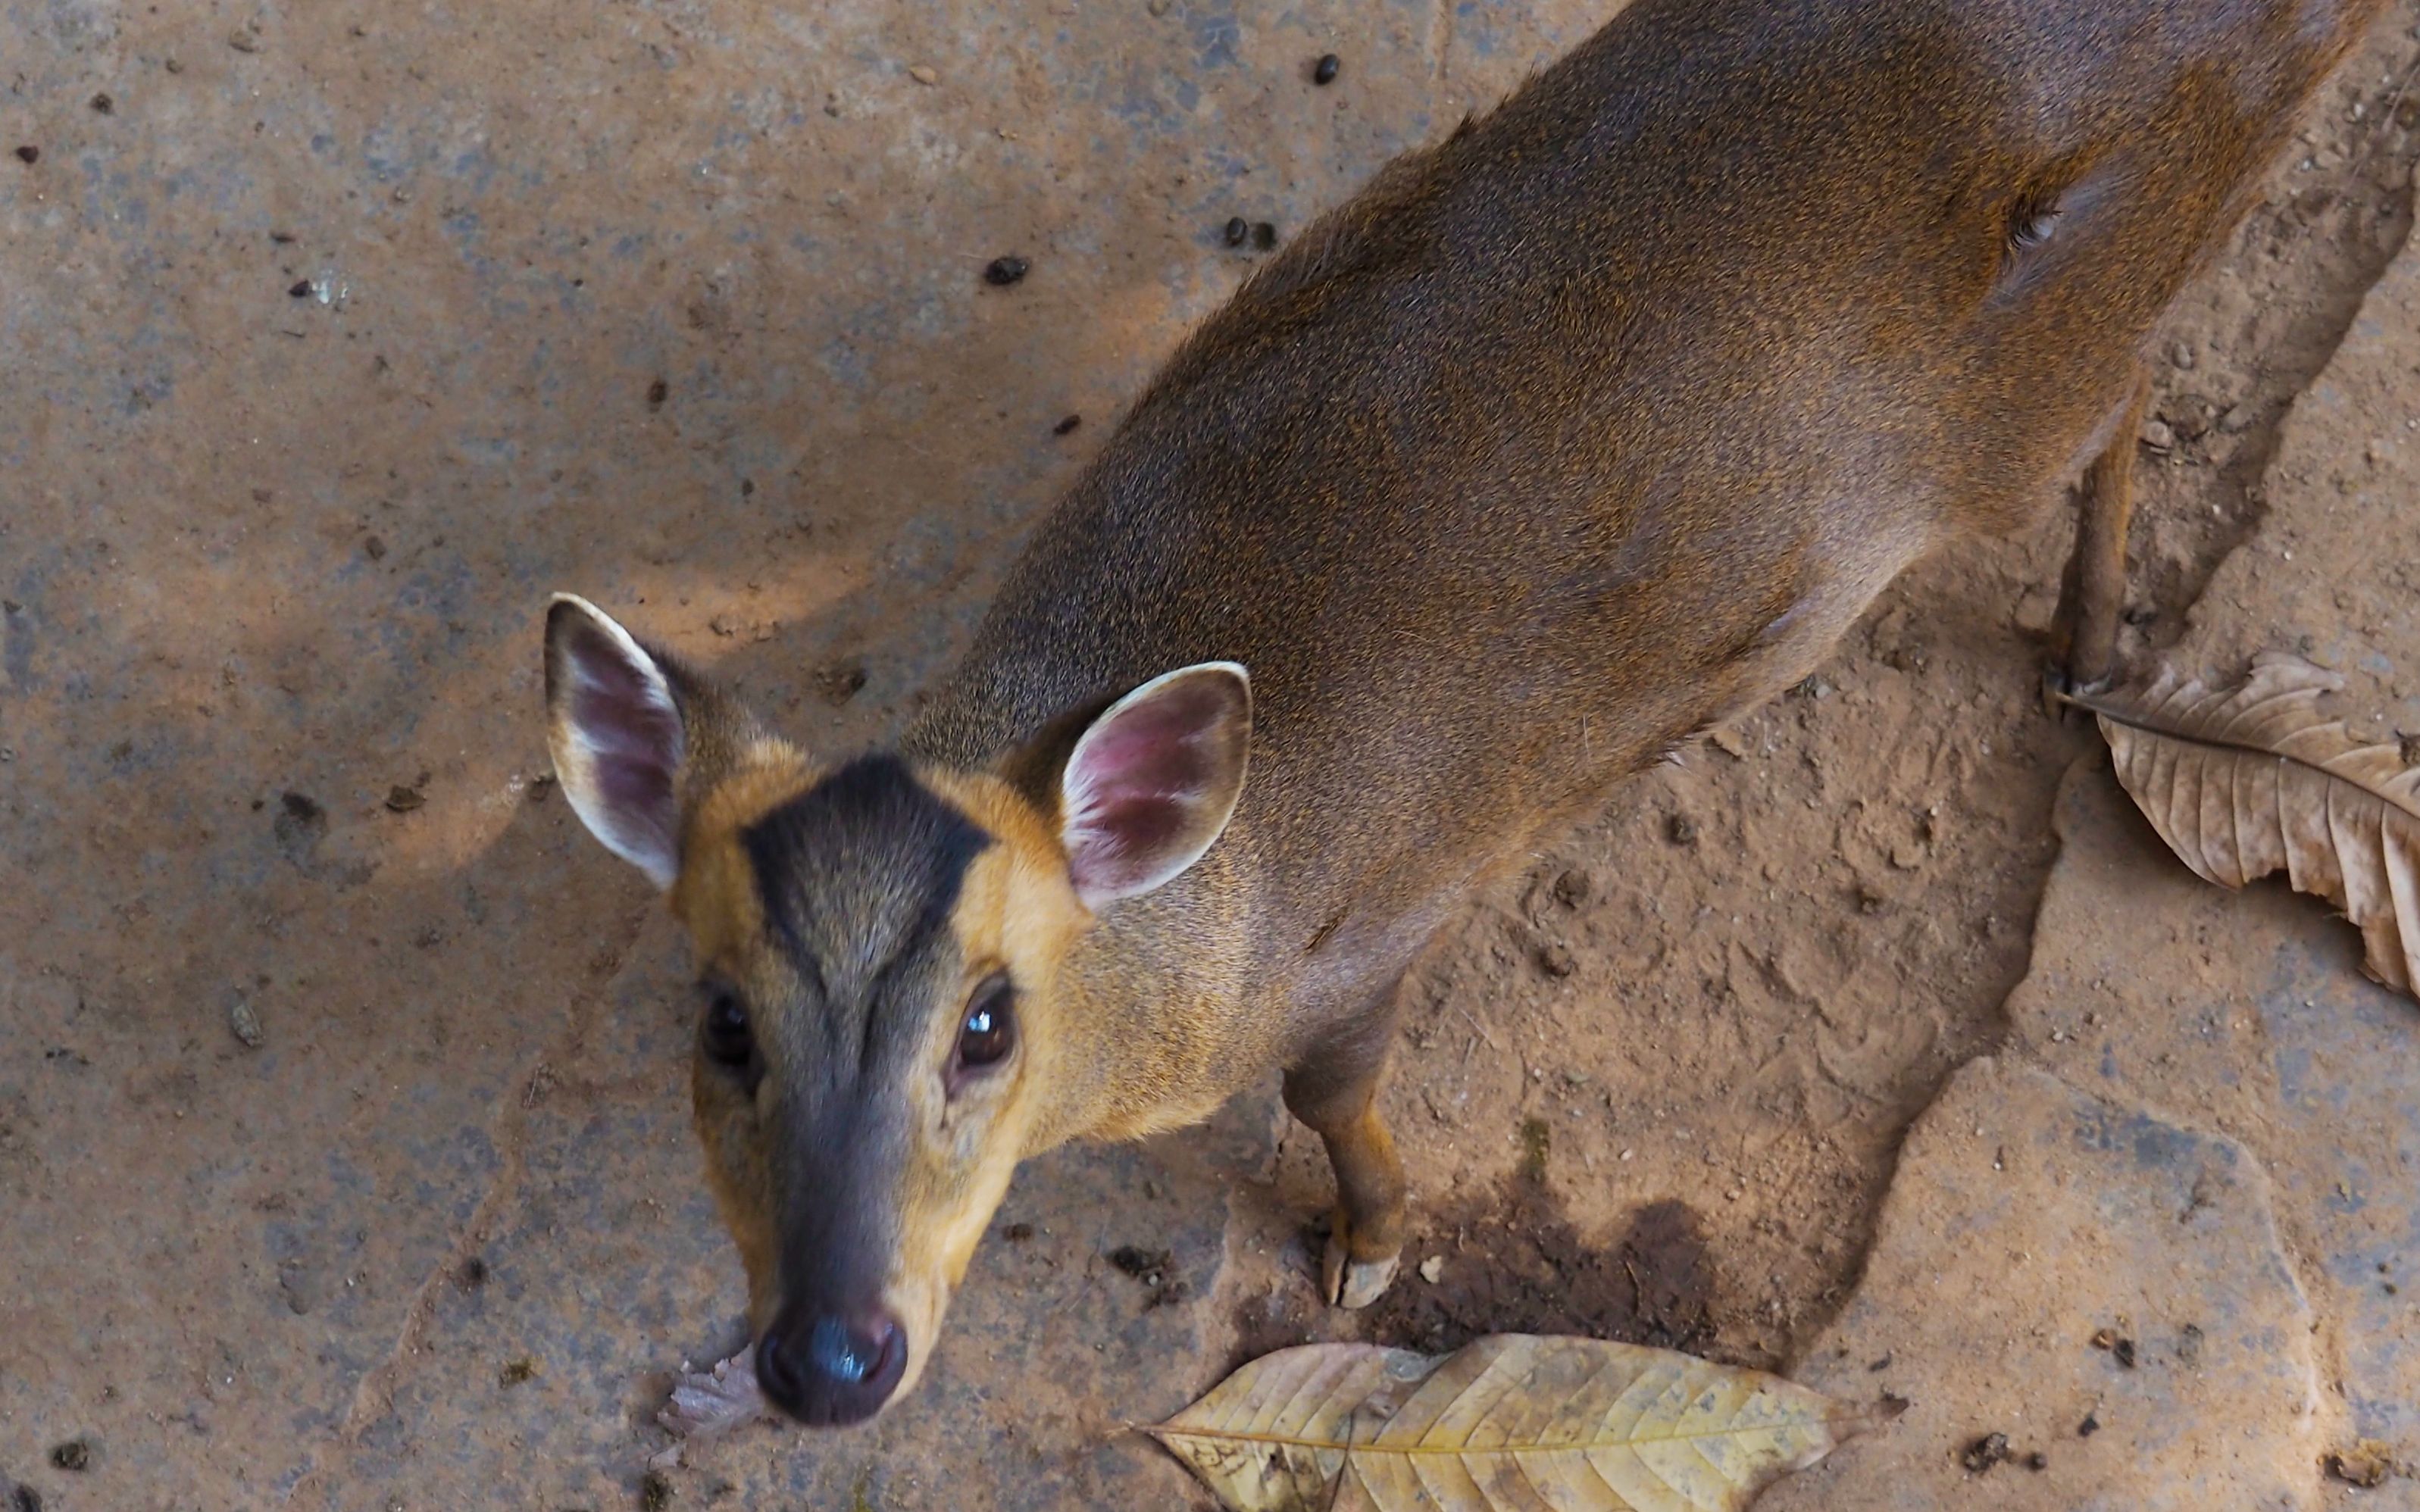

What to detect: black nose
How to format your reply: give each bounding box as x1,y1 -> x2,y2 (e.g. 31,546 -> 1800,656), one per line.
755,1304 -> 907,1426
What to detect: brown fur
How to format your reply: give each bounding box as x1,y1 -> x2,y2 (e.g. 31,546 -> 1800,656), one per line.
562,0 -> 2387,1415
898,0 -> 2386,1284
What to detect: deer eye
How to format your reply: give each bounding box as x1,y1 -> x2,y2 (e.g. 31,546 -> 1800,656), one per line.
700,986 -> 754,1070
948,973 -> 1017,1092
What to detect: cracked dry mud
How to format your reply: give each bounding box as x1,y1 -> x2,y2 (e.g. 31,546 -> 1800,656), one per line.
5,1 -> 2420,1508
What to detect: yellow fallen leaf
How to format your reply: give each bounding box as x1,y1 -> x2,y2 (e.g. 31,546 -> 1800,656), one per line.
2063,651 -> 2420,995
1149,1334 -> 1899,1511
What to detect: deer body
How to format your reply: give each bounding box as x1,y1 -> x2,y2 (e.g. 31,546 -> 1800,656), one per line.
546,0 -> 2381,1436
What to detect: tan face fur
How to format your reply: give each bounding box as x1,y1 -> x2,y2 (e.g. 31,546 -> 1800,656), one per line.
668,748 -> 1091,1406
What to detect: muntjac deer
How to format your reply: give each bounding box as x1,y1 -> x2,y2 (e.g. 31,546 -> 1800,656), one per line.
544,0 -> 2384,1433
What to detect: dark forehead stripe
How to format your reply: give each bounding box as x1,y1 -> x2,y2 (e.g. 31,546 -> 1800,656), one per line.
740,754 -> 992,998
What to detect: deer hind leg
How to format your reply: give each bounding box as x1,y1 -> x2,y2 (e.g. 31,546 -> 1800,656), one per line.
2048,365 -> 2152,701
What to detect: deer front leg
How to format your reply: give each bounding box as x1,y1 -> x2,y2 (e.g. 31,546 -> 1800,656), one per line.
1284,1018 -> 1409,1311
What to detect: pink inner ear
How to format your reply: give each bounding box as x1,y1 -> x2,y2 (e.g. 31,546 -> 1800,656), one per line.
565,621 -> 683,848
1063,672 -> 1244,904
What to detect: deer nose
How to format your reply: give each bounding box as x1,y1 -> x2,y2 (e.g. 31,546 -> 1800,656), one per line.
755,1304 -> 907,1426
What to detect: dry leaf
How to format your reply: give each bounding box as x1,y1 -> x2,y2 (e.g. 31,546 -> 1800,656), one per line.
1150,1334 -> 1899,1511
2062,651 -> 2420,994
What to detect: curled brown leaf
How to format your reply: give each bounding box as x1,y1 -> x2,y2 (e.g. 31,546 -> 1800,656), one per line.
2061,651 -> 2420,996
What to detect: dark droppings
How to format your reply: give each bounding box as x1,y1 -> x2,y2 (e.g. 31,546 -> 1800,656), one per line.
646,376 -> 668,408
983,255 -> 1030,286
1223,216 -> 1248,247
1001,1222 -> 1033,1243
1313,52 -> 1340,85
14,1486 -> 43,1512
1107,1245 -> 1186,1308
287,280 -> 311,297
1959,1432 -> 2011,1473
2078,1413 -> 2100,1438
1053,413 -> 1082,436
1250,221 -> 1277,251
2025,1452 -> 2049,1471
46,1442 -> 86,1474
13,145 -> 36,164
90,92 -> 114,114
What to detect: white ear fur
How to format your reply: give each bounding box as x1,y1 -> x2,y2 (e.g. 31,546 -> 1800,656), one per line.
544,593 -> 687,889
1060,661 -> 1252,910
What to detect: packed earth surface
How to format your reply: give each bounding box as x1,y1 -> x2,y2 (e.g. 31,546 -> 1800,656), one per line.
5,0 -> 2420,1507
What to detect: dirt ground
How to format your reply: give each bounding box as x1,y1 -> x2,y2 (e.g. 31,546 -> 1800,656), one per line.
5,1 -> 2420,1508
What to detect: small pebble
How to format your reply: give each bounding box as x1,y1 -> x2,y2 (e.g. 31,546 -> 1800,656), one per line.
14,145 -> 38,164
48,1441 -> 89,1473
228,997 -> 264,1048
385,783 -> 426,814
2170,340 -> 2194,370
983,255 -> 1030,286
908,64 -> 940,86
2139,418 -> 2175,451
1314,53 -> 1340,85
1223,215 -> 1249,247
1418,1255 -> 1444,1284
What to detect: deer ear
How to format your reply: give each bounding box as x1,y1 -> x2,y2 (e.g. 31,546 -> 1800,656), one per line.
544,594 -> 689,889
1058,662 -> 1251,910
